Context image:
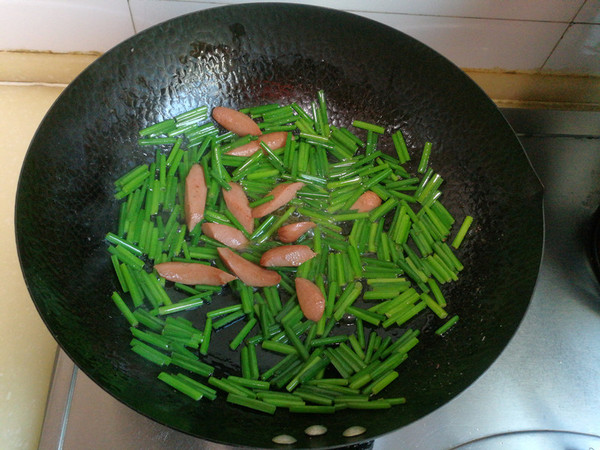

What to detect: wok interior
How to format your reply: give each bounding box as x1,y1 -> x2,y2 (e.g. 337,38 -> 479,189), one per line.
15,4 -> 543,448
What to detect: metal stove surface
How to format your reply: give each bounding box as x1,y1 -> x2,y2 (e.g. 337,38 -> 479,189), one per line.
38,109 -> 600,450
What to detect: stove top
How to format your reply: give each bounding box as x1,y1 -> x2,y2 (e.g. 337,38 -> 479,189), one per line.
38,109 -> 600,450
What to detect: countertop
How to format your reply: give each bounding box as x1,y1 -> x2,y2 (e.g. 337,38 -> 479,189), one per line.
0,51 -> 99,450
0,84 -> 63,449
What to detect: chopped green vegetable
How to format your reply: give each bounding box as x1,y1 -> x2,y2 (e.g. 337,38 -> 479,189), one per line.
106,91 -> 474,414
452,215 -> 474,249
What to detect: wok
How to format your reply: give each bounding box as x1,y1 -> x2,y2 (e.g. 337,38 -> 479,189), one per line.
15,3 -> 543,448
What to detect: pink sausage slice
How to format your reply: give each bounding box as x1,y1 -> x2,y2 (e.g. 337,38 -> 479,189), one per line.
260,245 -> 317,267
212,106 -> 261,137
184,164 -> 207,232
155,262 -> 236,286
252,182 -> 305,218
295,277 -> 325,322
217,247 -> 281,287
226,132 -> 289,157
277,221 -> 316,243
201,222 -> 249,250
350,190 -> 382,213
222,182 -> 254,234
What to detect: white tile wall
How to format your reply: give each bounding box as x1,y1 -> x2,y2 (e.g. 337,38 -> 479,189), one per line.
132,0 -> 586,21
129,0 -> 213,31
1,0 -> 599,75
355,12 -> 568,71
544,23 -> 600,74
0,0 -> 134,53
575,0 -> 600,23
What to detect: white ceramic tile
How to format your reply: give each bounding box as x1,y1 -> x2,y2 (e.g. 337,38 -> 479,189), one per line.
129,0 -> 216,32
0,0 -> 135,53
544,23 -> 600,74
130,1 -> 570,71
142,0 -> 585,21
574,0 -> 600,23
356,12 -> 569,71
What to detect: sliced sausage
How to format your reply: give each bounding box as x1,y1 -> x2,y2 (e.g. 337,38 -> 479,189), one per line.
277,221 -> 316,243
222,182 -> 254,234
217,247 -> 281,287
212,106 -> 261,137
252,182 -> 305,218
201,222 -> 249,250
155,261 -> 236,286
184,164 -> 207,232
295,277 -> 325,322
260,245 -> 317,267
350,190 -> 382,213
225,131 -> 289,157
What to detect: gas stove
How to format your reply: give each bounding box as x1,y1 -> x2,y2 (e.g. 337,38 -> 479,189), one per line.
38,108 -> 600,450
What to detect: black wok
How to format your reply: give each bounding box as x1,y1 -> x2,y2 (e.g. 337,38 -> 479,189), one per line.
15,4 -> 543,448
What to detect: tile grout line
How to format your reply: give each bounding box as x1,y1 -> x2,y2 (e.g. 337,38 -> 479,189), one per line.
57,366 -> 78,450
540,0 -> 591,70
127,0 -> 138,35
143,0 -> 593,24
0,81 -> 68,88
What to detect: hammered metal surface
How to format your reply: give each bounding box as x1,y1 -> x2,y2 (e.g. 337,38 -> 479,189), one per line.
15,4 -> 542,448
